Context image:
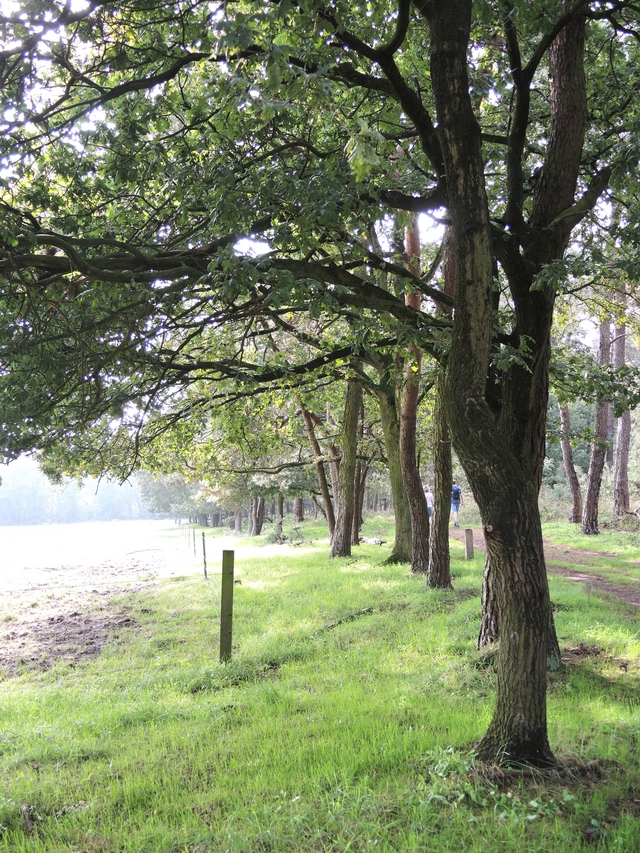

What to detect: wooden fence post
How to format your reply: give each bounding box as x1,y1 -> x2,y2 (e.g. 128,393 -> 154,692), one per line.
220,550 -> 234,662
464,528 -> 474,560
202,532 -> 207,579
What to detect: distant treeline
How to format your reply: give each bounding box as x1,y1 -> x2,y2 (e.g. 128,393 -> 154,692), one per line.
0,458 -> 154,525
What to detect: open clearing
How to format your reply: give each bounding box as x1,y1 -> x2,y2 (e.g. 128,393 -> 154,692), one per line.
0,521 -> 201,677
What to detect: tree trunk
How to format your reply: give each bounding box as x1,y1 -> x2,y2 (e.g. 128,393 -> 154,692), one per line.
293,496 -> 304,522
477,553 -> 499,647
428,368 -> 452,589
275,493 -> 284,535
351,459 -> 368,545
423,0 -> 562,764
331,378 -> 362,557
399,217 -> 430,574
428,225 -> 455,588
248,498 -> 256,536
614,411 -> 631,515
582,319 -> 611,534
234,508 -> 242,533
613,309 -> 631,516
558,403 -> 583,523
254,496 -> 265,535
300,402 -> 336,536
375,385 -> 412,563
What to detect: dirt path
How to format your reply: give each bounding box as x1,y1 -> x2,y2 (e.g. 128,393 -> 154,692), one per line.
450,527 -> 640,608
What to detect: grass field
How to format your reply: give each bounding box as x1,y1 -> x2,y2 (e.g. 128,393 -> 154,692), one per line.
1,516 -> 639,852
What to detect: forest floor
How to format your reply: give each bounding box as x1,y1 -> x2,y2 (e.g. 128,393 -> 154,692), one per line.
450,526 -> 640,607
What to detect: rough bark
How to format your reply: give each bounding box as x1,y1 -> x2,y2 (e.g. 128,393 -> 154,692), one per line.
606,403 -> 615,467
477,553 -> 499,647
248,498 -> 256,536
399,217 -> 430,574
254,496 -> 265,535
331,378 -> 362,558
428,368 -> 453,589
422,0 -> 563,764
275,492 -> 284,535
614,411 -> 631,515
613,310 -> 631,515
352,458 -> 368,546
293,496 -> 304,522
376,386 -> 412,563
428,227 -> 454,588
558,403 -> 583,523
582,320 -> 611,534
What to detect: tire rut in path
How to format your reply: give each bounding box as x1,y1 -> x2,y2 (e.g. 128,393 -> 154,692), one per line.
449,527 -> 640,608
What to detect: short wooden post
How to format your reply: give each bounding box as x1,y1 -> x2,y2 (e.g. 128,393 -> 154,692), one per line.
220,550 -> 234,662
202,532 -> 207,579
464,528 -> 474,560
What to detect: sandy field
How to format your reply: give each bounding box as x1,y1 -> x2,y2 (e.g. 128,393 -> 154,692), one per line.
0,520 -> 205,677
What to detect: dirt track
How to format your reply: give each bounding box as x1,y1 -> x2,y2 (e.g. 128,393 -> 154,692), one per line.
450,527 -> 640,608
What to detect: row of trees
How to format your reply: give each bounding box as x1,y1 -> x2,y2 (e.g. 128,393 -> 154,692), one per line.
4,0 -> 640,764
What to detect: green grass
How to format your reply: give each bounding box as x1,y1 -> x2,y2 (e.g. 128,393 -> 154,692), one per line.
1,517 -> 639,851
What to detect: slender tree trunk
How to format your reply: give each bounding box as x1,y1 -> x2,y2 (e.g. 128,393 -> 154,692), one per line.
429,226 -> 455,588
248,499 -> 256,536
614,411 -> 631,515
331,378 -> 362,557
254,496 -> 265,535
375,385 -> 412,563
293,496 -> 304,522
428,370 -> 453,588
400,217 -> 430,574
275,493 -> 284,535
582,319 -> 611,534
350,396 -> 366,546
351,459 -> 368,545
234,508 -> 242,533
558,403 -> 583,523
606,402 -> 615,466
613,308 -> 631,515
300,402 -> 335,535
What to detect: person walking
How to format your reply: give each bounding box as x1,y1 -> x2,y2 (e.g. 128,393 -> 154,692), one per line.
451,480 -> 462,527
424,486 -> 434,518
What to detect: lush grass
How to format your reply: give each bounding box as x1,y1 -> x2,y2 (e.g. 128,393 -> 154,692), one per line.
1,517 -> 639,851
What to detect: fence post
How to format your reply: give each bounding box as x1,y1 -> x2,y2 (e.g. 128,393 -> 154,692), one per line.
202,532 -> 207,579
220,550 -> 234,662
464,528 -> 474,560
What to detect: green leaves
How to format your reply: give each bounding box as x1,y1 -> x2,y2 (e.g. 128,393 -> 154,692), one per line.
344,120 -> 385,181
